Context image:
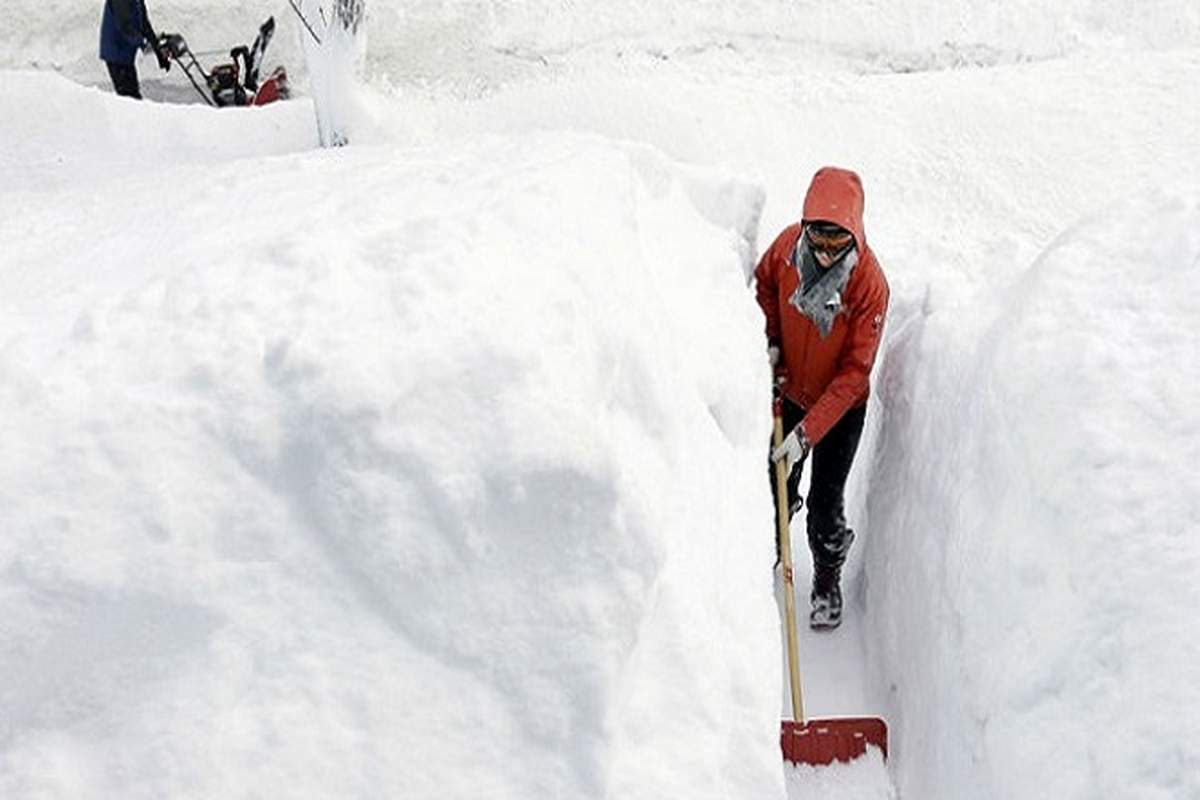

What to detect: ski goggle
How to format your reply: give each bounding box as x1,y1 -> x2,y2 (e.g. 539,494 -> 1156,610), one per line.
804,222 -> 854,254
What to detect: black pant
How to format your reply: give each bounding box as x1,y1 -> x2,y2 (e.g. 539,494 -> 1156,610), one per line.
769,399 -> 866,571
106,61 -> 142,99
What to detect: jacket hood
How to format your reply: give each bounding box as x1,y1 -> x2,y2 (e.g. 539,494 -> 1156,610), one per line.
801,166 -> 867,250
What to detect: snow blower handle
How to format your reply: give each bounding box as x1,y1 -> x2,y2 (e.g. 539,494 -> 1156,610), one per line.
774,399 -> 806,724
159,33 -> 188,60
142,27 -> 169,71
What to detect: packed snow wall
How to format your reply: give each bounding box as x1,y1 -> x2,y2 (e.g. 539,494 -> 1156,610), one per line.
0,77 -> 785,798
864,192 -> 1200,799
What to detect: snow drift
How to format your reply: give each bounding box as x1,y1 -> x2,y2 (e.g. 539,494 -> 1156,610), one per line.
0,77 -> 782,799
0,71 -> 315,190
866,191 -> 1200,799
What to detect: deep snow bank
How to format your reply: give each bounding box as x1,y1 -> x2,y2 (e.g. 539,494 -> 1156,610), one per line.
0,81 -> 781,797
865,191 -> 1200,799
0,71 -> 315,189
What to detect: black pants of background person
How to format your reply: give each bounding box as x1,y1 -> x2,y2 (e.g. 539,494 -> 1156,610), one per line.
106,61 -> 142,99
769,398 -> 866,573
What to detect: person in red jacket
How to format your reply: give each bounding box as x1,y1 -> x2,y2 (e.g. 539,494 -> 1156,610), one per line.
755,166 -> 889,629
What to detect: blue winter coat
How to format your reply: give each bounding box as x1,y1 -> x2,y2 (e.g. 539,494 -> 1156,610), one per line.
99,0 -> 151,65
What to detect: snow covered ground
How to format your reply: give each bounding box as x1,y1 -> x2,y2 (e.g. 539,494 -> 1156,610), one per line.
2,2 -> 1199,799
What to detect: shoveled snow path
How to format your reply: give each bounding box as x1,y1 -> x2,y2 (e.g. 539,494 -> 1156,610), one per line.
779,509 -> 894,798
782,540 -> 878,721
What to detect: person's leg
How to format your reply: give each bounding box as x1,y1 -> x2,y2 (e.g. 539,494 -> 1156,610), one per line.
106,61 -> 142,99
805,404 -> 867,626
768,397 -> 807,561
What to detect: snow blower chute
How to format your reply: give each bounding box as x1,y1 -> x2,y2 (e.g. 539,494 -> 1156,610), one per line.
158,17 -> 289,107
773,398 -> 889,766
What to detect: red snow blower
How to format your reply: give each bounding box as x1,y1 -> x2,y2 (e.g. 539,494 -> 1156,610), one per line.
157,17 -> 289,107
773,399 -> 888,766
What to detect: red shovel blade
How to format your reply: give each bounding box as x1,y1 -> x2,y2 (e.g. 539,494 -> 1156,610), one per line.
781,717 -> 888,766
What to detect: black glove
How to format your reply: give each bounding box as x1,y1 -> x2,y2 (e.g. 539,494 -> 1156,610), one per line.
150,32 -> 171,71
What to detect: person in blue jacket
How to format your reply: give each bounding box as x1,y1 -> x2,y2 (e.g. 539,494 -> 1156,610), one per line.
99,0 -> 170,98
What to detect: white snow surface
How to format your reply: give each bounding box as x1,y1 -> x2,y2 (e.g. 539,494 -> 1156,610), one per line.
1,73 -> 777,799
3,2 -> 1200,800
867,191 -> 1200,799
786,748 -> 893,800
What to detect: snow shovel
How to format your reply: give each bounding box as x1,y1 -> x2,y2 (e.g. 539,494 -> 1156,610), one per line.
773,401 -> 888,766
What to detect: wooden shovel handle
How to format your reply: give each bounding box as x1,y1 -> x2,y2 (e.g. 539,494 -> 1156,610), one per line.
774,411 -> 805,724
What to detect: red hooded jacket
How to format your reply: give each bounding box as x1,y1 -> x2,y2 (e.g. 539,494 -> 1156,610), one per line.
754,167 -> 889,445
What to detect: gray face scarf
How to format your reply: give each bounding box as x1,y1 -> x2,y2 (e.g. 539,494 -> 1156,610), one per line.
789,238 -> 858,339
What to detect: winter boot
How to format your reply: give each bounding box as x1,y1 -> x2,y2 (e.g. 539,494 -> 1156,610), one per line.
809,566 -> 843,630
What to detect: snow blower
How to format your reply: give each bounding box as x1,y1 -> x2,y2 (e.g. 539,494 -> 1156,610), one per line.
773,399 -> 889,766
158,17 -> 290,107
